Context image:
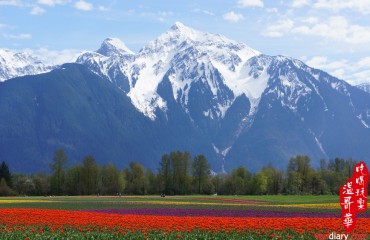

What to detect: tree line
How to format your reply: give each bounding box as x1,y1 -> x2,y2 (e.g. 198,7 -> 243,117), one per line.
0,149 -> 367,196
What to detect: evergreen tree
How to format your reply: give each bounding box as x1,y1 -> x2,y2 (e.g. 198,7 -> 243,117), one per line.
0,161 -> 12,187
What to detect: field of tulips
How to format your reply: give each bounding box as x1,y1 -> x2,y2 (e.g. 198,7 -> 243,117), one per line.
0,195 -> 369,239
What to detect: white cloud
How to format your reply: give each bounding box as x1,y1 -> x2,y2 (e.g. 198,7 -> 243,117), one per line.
306,56 -> 348,70
292,16 -> 370,44
157,11 -> 173,22
2,33 -> 32,39
302,17 -> 319,24
237,0 -> 264,8
305,56 -> 328,68
0,0 -> 22,6
306,56 -> 370,85
314,0 -> 370,14
140,11 -> 173,22
37,0 -> 69,6
291,0 -> 310,8
74,0 -> 93,11
14,33 -> 32,39
30,6 -> 45,15
193,8 -> 215,16
262,19 -> 294,37
223,11 -> 245,22
352,70 -> 370,85
266,8 -> 278,13
98,5 -> 109,12
306,56 -> 350,81
28,48 -> 82,65
358,57 -> 370,68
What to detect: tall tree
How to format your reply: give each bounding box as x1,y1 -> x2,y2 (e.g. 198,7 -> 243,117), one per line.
287,155 -> 313,194
211,174 -> 226,195
159,154 -> 172,194
251,171 -> 268,195
324,158 -> 356,194
124,162 -> 145,195
170,151 -> 191,195
12,174 -> 35,196
225,166 -> 252,195
159,151 -> 192,195
49,149 -> 68,195
81,155 -> 98,195
259,165 -> 284,194
0,161 -> 12,187
192,155 -> 211,194
31,173 -> 50,196
144,169 -> 158,194
65,165 -> 83,195
99,163 -> 125,195
0,178 -> 15,196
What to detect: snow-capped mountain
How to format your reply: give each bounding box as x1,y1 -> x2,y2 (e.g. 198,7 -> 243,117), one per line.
1,22 -> 369,172
75,22 -> 370,171
225,55 -> 370,169
0,49 -> 54,82
76,38 -> 135,94
77,22 -> 260,120
357,83 -> 370,93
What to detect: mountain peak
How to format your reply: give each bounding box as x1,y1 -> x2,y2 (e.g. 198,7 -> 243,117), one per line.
165,22 -> 199,42
141,22 -> 258,55
170,22 -> 189,32
0,48 -> 54,82
97,37 -> 134,56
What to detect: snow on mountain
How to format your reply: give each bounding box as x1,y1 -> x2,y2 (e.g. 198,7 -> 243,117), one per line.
130,22 -> 262,119
2,22 -> 370,172
97,37 -> 135,56
76,38 -> 135,93
77,22 -> 261,120
0,49 -> 54,82
76,22 -> 370,146
357,82 -> 370,93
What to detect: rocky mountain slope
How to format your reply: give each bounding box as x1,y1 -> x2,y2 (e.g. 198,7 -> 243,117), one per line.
1,23 -> 369,172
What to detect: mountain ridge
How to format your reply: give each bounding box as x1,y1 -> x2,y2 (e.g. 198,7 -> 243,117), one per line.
1,22 -> 370,173
357,82 -> 370,93
0,48 -> 54,82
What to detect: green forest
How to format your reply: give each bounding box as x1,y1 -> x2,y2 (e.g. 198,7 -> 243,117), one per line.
0,149 -> 366,196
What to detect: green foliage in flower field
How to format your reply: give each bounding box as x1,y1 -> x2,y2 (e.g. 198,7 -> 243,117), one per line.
0,226 -> 318,240
238,194 -> 339,204
0,195 -> 341,213
0,195 -> 367,239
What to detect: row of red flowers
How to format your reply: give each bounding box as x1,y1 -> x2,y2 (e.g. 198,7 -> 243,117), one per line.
0,208 -> 369,234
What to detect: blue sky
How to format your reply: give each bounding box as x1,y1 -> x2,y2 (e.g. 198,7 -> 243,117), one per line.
1,0 -> 370,85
